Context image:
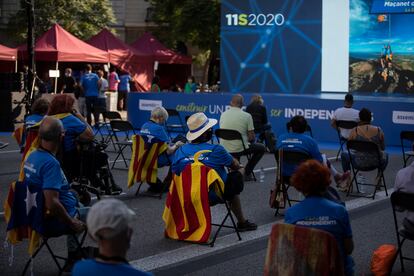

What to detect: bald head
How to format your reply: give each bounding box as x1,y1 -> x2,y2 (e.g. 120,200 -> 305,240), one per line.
231,94 -> 244,108
39,116 -> 64,142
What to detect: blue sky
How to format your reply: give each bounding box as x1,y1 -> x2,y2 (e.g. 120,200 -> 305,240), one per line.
350,0 -> 414,53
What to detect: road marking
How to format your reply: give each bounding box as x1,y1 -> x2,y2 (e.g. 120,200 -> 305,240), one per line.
0,150 -> 20,154
130,189 -> 393,272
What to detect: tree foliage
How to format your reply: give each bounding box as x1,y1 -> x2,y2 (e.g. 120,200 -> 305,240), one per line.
7,0 -> 115,43
150,0 -> 220,82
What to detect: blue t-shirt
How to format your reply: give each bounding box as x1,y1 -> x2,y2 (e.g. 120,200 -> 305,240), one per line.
60,114 -> 87,152
172,143 -> 233,182
73,259 -> 152,276
140,120 -> 169,143
276,132 -> 323,176
25,114 -> 44,128
80,72 -> 99,97
23,149 -> 78,217
119,74 -> 132,92
285,196 -> 354,275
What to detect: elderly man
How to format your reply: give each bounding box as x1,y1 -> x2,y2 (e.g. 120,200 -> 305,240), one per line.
23,117 -> 86,265
172,112 -> 257,231
140,107 -> 184,192
220,94 -> 266,181
331,93 -> 359,139
72,199 -> 151,275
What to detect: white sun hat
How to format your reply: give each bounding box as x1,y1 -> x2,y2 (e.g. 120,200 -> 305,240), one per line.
186,112 -> 217,142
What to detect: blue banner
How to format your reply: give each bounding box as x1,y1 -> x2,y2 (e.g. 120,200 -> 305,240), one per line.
220,0 -> 322,94
371,0 -> 414,14
128,93 -> 414,147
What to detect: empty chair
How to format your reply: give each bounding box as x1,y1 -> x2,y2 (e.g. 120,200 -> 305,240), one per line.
400,131 -> 414,167
109,120 -> 136,169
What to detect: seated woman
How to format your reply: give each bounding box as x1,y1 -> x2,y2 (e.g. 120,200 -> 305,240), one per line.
341,108 -> 388,174
285,160 -> 355,275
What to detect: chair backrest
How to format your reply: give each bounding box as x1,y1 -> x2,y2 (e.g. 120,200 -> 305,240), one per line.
109,120 -> 134,132
264,223 -> 344,276
400,131 -> 414,142
279,149 -> 311,177
215,128 -> 247,151
391,191 -> 414,212
346,140 -> 382,171
103,111 -> 122,121
166,108 -> 180,117
336,120 -> 358,130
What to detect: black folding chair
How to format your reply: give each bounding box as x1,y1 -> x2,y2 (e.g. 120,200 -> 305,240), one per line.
110,120 -> 136,169
345,140 -> 388,199
390,191 -> 414,272
22,231 -> 87,275
286,122 -> 313,137
215,128 -> 256,181
165,109 -> 187,138
96,111 -> 123,151
335,120 -> 358,160
400,131 -> 414,167
274,149 -> 311,216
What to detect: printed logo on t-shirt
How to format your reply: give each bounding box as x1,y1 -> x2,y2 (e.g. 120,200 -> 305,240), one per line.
296,216 -> 337,226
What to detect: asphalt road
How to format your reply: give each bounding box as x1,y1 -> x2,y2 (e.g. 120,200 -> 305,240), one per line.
0,134 -> 412,275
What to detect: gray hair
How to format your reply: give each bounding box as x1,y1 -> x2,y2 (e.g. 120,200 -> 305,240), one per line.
39,116 -> 64,142
150,107 -> 169,121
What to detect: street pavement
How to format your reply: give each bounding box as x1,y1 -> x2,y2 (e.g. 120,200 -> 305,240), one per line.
0,133 -> 413,275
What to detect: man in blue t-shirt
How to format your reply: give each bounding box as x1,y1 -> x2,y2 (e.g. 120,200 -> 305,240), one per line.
277,116 -> 350,188
80,64 -> 99,125
171,112 -> 257,232
73,199 -> 152,276
118,73 -> 132,111
23,117 -> 86,265
140,107 -> 184,193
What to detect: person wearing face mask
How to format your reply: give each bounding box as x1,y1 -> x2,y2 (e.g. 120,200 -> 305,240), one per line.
139,107 -> 184,193
72,198 -> 151,275
61,68 -> 77,94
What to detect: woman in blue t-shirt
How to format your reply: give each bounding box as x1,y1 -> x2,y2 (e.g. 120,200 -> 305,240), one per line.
48,94 -> 94,181
285,160 -> 355,276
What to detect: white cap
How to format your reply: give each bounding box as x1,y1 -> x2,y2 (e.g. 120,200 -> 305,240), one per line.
86,198 -> 135,241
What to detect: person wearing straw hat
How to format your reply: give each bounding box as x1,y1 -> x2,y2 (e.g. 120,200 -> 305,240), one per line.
172,112 -> 257,232
72,198 -> 151,275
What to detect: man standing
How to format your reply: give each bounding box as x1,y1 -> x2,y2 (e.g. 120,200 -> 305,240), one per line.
72,199 -> 151,275
23,117 -> 85,264
220,94 -> 265,181
394,162 -> 414,234
80,64 -> 99,125
118,72 -> 132,111
331,93 -> 359,139
61,68 -> 76,94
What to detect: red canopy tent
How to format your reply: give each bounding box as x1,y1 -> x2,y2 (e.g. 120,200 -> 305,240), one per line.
131,33 -> 192,90
87,28 -> 153,91
0,43 -> 18,72
18,23 -> 109,93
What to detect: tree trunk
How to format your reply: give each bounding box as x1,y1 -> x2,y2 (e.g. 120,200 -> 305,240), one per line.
202,51 -> 212,85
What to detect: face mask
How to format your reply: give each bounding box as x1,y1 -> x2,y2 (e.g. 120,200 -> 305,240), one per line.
65,73 -> 70,77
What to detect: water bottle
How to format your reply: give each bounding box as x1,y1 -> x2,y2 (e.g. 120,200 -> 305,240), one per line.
259,167 -> 265,183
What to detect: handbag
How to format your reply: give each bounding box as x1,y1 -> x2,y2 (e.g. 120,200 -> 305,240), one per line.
269,149 -> 285,209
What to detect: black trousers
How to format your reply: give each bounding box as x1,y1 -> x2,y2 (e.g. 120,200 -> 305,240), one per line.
232,143 -> 266,176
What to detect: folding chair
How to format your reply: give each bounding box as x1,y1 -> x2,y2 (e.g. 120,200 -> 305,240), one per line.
345,140 -> 388,199
286,122 -> 313,137
127,135 -> 168,199
110,120 -> 136,169
264,223 -> 344,276
390,191 -> 414,272
335,120 -> 358,160
22,231 -> 87,275
100,111 -> 123,150
93,106 -> 109,140
400,131 -> 414,167
215,128 -> 256,181
165,108 -> 187,138
274,149 -> 311,216
163,150 -> 241,247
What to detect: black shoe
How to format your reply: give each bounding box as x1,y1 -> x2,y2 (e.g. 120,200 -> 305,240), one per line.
110,183 -> 123,195
237,220 -> 258,232
244,174 -> 255,182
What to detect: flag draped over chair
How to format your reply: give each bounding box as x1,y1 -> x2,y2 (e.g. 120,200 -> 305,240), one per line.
127,135 -> 168,188
12,126 -> 24,149
162,150 -> 225,243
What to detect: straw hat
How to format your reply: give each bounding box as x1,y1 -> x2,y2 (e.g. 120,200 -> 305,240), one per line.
186,113 -> 217,141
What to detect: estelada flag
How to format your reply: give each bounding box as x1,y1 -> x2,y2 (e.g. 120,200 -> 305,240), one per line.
4,180 -> 45,255
127,135 -> 168,188
162,150 -> 225,243
12,125 -> 24,148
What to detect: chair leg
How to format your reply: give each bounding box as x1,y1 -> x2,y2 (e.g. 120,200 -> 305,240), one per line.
135,182 -> 143,196
399,238 -> 406,272
21,241 -> 46,275
44,241 -> 63,271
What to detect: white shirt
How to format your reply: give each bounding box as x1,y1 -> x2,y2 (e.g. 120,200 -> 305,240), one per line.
394,162 -> 414,223
333,107 -> 359,139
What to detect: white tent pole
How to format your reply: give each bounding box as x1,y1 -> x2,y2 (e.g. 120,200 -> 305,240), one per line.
54,61 -> 59,94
